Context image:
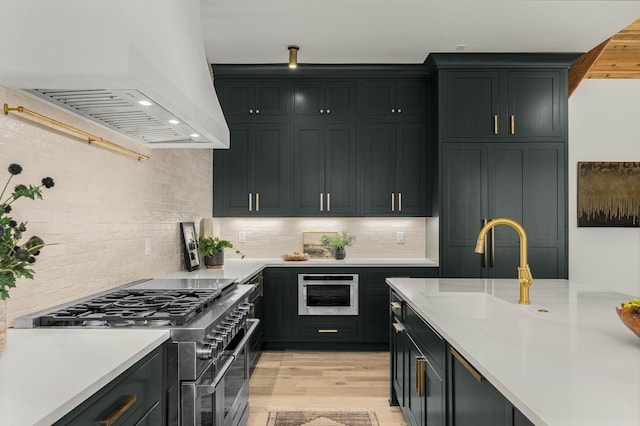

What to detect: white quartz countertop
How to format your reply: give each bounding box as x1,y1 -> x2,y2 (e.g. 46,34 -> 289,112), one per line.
0,329 -> 169,426
386,278 -> 640,426
167,257 -> 438,283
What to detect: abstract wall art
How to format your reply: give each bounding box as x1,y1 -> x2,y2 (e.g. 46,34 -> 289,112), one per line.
577,161 -> 640,227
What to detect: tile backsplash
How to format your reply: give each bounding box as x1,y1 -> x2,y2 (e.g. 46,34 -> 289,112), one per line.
209,217 -> 434,259
1,87 -> 212,324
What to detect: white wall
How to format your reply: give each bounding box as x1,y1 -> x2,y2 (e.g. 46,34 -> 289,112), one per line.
0,87 -> 213,324
568,80 -> 640,296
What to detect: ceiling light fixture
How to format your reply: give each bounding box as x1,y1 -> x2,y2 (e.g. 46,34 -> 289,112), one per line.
288,45 -> 299,69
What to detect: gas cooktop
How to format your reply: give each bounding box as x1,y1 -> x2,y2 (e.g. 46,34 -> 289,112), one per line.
38,287 -> 222,327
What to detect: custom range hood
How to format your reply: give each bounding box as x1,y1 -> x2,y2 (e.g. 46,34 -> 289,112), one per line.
0,0 -> 229,149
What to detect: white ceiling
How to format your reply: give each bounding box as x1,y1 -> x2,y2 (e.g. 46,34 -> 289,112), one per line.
200,0 -> 640,65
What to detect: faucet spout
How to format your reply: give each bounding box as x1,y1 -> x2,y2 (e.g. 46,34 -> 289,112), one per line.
475,218 -> 533,305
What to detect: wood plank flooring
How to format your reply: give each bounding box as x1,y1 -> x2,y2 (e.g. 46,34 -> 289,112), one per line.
247,351 -> 408,426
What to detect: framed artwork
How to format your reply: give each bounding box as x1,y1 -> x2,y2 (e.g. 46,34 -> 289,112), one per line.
180,222 -> 201,270
577,161 -> 640,227
302,232 -> 338,258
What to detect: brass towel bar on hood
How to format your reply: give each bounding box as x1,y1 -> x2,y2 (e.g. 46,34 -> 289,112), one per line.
3,103 -> 150,161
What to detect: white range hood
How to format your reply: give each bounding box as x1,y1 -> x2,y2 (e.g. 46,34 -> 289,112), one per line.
0,0 -> 229,149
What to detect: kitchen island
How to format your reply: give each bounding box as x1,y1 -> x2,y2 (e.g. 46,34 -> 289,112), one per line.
387,278 -> 639,425
0,328 -> 169,425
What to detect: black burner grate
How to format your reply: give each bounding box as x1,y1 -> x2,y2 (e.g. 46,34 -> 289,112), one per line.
39,289 -> 221,327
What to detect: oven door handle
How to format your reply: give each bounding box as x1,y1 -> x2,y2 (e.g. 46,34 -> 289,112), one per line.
195,319 -> 260,397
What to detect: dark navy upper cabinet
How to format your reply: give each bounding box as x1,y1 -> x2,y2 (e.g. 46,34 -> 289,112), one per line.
440,69 -> 564,142
294,80 -> 357,116
293,122 -> 358,216
364,79 -> 427,116
363,122 -> 429,216
214,122 -> 290,216
221,80 -> 291,116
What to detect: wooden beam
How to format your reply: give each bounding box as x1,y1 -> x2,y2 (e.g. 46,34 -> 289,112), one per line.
568,38 -> 610,97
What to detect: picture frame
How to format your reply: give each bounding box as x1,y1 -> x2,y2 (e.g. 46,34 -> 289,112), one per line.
302,231 -> 338,258
180,222 -> 201,271
577,161 -> 640,227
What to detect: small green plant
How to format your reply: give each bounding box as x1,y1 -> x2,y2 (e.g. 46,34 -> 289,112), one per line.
198,236 -> 245,259
321,230 -> 356,251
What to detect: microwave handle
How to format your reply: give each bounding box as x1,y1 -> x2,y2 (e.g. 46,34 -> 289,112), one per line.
195,319 -> 260,397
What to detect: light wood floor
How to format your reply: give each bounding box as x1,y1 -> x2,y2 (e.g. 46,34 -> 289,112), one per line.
247,351 -> 408,426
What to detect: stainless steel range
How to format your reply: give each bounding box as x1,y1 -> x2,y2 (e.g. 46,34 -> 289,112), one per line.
14,278 -> 259,426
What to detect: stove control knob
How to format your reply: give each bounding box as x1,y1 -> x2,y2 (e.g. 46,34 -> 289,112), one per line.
196,343 -> 214,360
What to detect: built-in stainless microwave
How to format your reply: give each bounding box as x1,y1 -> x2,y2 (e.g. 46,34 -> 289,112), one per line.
298,274 -> 358,315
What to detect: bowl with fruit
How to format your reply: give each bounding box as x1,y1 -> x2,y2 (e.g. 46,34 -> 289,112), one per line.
616,298 -> 640,338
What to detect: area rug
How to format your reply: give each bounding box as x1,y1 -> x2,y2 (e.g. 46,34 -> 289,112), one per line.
267,409 -> 379,426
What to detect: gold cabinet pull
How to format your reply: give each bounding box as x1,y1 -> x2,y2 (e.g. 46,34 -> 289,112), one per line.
327,192 -> 331,212
255,109 -> 260,114
100,394 -> 137,426
327,109 -> 331,114
249,109 -> 254,114
318,329 -> 338,333
248,193 -> 253,212
493,115 -> 498,135
510,115 -> 515,135
398,192 -> 402,212
320,193 -> 324,211
392,322 -> 405,334
415,357 -> 426,397
391,108 -> 396,113
398,108 -> 402,113
256,193 -> 260,212
450,347 -> 484,383
320,109 -> 324,114
391,192 -> 395,211
390,301 -> 402,310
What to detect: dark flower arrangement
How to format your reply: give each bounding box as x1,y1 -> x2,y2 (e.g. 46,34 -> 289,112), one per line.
0,163 -> 55,300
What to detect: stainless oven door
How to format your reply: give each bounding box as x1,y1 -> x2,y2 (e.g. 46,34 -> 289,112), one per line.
181,319 -> 259,426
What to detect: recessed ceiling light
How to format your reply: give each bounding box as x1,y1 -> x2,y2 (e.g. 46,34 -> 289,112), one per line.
138,100 -> 152,106
190,133 -> 200,138
168,119 -> 180,124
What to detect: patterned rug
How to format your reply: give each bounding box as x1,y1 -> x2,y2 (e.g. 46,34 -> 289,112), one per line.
267,409 -> 379,426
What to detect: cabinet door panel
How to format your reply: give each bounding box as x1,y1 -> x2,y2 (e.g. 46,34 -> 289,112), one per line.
294,124 -> 325,215
405,336 -> 425,426
451,352 -> 509,426
508,71 -> 561,140
424,359 -> 445,426
263,269 -> 296,339
524,145 -> 566,278
255,80 -> 290,115
325,124 -> 358,215
294,81 -> 323,115
222,82 -> 253,115
253,124 -> 289,214
396,80 -> 427,115
218,125 -> 252,216
488,146 -> 523,278
364,80 -> 395,115
325,81 -> 357,115
396,123 -> 428,216
364,124 -> 396,215
443,71 -> 500,140
441,145 -> 487,277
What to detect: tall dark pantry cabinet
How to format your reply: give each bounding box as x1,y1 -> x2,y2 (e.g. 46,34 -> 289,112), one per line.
428,54 -> 574,281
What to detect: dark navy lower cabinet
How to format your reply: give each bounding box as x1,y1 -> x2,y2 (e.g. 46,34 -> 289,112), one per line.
54,346 -> 164,426
391,291 -> 537,426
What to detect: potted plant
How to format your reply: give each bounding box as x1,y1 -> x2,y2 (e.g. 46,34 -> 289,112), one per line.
321,230 -> 355,260
198,236 -> 244,269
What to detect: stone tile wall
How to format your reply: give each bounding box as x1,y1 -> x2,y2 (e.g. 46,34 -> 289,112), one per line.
0,87 -> 212,324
